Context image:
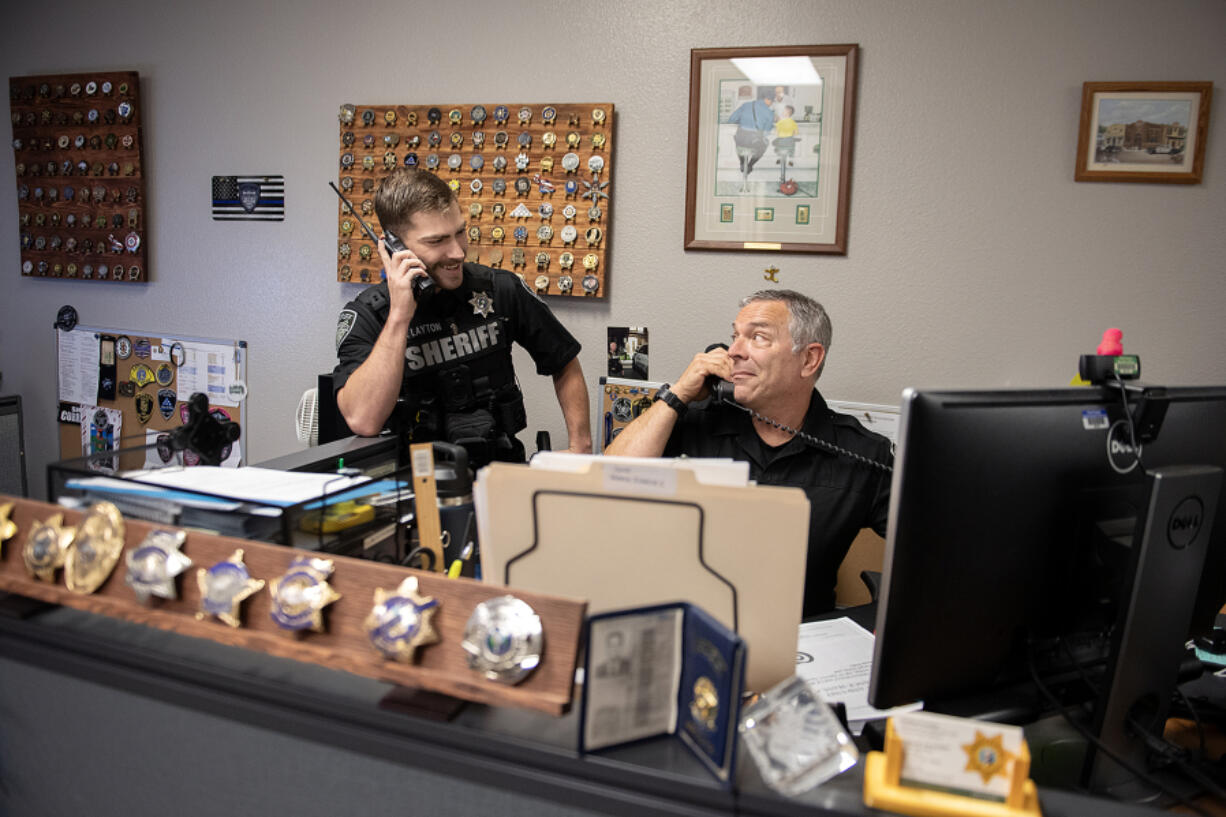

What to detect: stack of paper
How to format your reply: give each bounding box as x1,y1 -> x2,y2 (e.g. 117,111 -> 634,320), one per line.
527,451 -> 750,486
63,466 -> 376,539
795,617 -> 922,734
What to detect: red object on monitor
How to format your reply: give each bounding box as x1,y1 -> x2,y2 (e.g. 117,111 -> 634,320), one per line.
1097,328 -> 1123,356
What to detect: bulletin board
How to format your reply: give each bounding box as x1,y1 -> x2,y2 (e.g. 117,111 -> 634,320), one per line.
55,325 -> 247,471
597,376 -> 662,453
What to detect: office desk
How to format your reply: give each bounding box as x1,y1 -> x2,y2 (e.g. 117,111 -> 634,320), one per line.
0,596 -> 1169,817
255,433 -> 398,474
8,439 -> 1176,815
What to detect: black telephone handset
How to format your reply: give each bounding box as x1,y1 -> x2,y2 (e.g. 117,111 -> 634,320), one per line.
328,182 -> 433,299
703,342 -> 892,473
380,227 -> 434,298
706,375 -> 738,405
704,343 -> 738,405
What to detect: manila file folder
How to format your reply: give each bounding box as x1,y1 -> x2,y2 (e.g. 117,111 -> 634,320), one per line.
476,459 -> 809,692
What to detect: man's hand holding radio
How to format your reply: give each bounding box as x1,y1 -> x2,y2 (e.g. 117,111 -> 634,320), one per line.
378,238 -> 430,322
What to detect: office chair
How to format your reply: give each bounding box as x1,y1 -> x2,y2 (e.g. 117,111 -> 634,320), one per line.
316,373 -> 354,445
835,529 -> 885,607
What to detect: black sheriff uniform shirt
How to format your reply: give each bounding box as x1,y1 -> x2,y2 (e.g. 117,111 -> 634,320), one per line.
332,262 -> 581,436
664,390 -> 893,618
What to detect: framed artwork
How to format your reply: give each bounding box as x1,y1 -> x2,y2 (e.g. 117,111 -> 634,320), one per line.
1074,81 -> 1212,184
684,45 -> 858,254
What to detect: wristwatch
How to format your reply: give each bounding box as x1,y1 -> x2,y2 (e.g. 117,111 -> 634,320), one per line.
653,383 -> 688,417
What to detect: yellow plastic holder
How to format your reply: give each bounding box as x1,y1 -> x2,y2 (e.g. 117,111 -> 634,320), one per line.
862,719 -> 1041,817
298,500 -> 375,534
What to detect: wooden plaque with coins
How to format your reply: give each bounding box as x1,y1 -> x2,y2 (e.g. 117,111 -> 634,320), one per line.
9,71 -> 149,283
336,102 -> 613,299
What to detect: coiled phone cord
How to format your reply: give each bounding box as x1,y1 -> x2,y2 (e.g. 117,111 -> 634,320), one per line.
723,399 -> 894,474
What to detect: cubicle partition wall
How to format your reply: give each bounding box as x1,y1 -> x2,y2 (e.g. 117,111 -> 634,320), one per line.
0,395 -> 27,497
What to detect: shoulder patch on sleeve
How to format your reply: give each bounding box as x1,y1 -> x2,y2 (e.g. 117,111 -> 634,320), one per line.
335,309 -> 358,351
512,270 -> 546,304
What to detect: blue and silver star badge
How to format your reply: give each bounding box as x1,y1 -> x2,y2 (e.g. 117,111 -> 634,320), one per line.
365,576 -> 440,663
269,556 -> 342,633
469,290 -> 495,318
196,549 -> 265,628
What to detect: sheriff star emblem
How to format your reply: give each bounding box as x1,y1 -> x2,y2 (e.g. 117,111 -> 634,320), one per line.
469,291 -> 494,318
962,730 -> 1014,784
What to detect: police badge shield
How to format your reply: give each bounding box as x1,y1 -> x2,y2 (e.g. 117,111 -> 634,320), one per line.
238,182 -> 261,213
135,392 -> 154,424
157,388 -> 176,420
336,309 -> 357,351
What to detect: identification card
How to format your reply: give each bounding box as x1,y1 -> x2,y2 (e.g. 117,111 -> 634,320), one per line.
580,602 -> 745,786
891,710 -> 1025,801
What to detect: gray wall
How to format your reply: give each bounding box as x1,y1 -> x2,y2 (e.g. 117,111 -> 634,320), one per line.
3,0 -> 1224,497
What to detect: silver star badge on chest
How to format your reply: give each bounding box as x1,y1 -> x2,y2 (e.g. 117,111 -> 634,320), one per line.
469,291 -> 495,318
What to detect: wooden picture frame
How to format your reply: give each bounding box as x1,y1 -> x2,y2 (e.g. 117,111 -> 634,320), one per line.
684,45 -> 858,254
1074,81 -> 1212,184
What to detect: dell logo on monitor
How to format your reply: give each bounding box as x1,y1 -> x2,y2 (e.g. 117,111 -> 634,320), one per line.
1107,420 -> 1142,474
1168,497 -> 1204,549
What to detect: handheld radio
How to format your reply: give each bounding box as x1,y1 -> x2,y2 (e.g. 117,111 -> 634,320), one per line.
328,182 -> 433,298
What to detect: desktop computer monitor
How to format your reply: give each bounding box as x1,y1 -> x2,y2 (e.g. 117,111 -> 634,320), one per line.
868,385 -> 1226,795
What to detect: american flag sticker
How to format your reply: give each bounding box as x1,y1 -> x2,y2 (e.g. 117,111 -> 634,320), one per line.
211,175 -> 285,221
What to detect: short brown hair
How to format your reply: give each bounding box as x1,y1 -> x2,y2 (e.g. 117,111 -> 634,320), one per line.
374,168 -> 457,232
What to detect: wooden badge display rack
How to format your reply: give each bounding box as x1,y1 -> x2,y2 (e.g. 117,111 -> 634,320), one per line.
336,102 -> 614,299
862,719 -> 1042,817
0,495 -> 586,716
9,71 -> 149,283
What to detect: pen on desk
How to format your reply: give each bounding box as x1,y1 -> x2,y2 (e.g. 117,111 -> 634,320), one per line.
447,541 -> 475,578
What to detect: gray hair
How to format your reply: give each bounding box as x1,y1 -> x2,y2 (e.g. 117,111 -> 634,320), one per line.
740,289 -> 832,377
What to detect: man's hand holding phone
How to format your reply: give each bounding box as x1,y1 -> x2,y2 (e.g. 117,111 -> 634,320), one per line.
672,345 -> 734,404
378,235 -> 431,321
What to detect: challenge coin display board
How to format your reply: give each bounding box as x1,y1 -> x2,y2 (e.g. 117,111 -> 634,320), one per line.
9,71 -> 149,282
336,102 -> 613,299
